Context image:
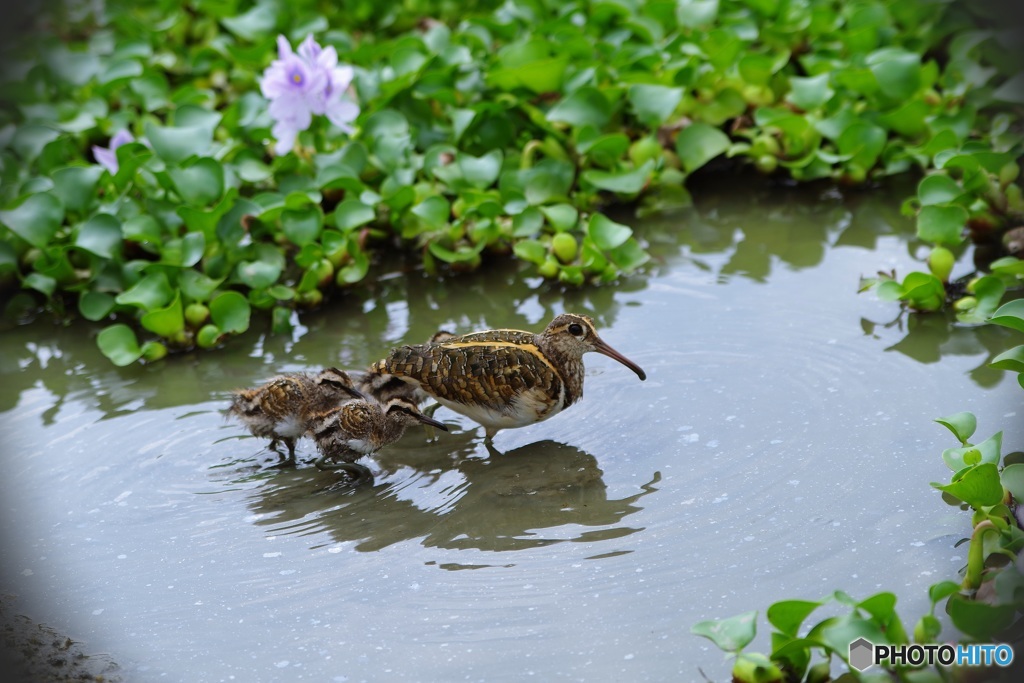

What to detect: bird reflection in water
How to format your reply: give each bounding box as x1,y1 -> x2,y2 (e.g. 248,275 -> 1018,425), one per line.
233,435 -> 659,555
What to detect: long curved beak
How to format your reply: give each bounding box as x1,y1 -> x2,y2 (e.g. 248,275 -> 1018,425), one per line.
594,337 -> 647,381
414,412 -> 449,431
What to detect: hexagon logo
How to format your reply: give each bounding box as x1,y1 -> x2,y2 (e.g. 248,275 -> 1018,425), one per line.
849,637 -> 874,671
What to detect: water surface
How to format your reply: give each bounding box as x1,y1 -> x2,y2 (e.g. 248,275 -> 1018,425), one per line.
1,175 -> 1020,681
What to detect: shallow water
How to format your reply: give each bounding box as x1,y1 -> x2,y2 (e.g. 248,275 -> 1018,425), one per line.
1,175 -> 1020,681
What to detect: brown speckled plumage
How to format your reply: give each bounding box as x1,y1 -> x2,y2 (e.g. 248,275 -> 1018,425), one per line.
227,368 -> 363,463
369,313 -> 646,438
305,396 -> 448,471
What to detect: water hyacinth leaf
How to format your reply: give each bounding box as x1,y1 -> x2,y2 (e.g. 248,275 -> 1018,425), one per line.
916,204 -> 966,246
410,196 -> 450,230
934,462 -> 1003,507
546,87 -> 612,129
628,84 -> 683,126
956,276 -> 1005,324
837,121 -> 887,170
144,122 -> 215,164
179,269 -> 224,302
992,73 -> 1024,105
97,324 -> 143,367
459,150 -> 503,189
588,214 -> 633,251
676,123 -> 731,174
169,158 -> 226,207
512,239 -> 547,264
115,272 -> 173,311
141,290 -> 184,338
51,165 -> 103,214
928,581 -> 961,607
918,174 -> 963,206
0,192 -> 65,249
210,291 -> 251,334
942,432 -> 1002,471
989,299 -> 1024,333
280,206 -> 323,246
337,250 -> 369,284
0,242 -> 17,273
677,0 -> 720,28
160,232 -> 206,268
787,74 -> 833,111
582,161 -> 654,194
607,238 -> 650,272
691,611 -> 756,653
540,204 -> 578,232
990,345 -> 1024,374
867,48 -> 921,101
947,594 -> 1017,641
24,272 -> 57,297
524,160 -> 576,205
74,213 -> 122,259
334,200 -> 376,232
512,207 -> 544,237
766,600 -> 823,637
78,290 -> 115,321
220,1 -> 279,41
1001,463 -> 1024,504
935,412 -> 977,444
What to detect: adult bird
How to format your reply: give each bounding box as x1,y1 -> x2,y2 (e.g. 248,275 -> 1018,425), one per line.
369,313 -> 646,440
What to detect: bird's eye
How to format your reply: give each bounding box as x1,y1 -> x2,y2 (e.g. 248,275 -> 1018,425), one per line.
568,323 -> 584,336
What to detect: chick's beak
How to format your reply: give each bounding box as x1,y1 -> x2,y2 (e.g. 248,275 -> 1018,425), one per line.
415,413 -> 449,431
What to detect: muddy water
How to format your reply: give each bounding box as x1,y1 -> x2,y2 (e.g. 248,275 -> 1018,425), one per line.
0,176 -> 1020,681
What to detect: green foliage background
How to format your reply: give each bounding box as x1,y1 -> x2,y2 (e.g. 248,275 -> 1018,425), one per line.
0,0 -> 1022,369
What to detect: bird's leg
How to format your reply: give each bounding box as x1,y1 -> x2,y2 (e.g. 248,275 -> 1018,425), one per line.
269,439 -> 297,468
314,457 -> 373,485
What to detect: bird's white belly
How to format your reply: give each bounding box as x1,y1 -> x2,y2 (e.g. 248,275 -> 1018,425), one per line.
273,415 -> 305,438
436,387 -> 565,430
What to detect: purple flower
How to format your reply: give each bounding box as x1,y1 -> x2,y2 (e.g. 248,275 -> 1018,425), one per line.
92,130 -> 135,174
260,34 -> 360,155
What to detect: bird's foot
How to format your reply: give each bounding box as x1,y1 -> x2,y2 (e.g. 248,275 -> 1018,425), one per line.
314,457 -> 373,485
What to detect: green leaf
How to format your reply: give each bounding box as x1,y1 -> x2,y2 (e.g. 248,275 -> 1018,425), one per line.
160,232 -> 205,268
934,462 -> 1004,507
1001,463 -> 1024,504
766,600 -> 822,637
51,166 -> 104,214
178,269 -> 224,302
628,84 -> 683,126
677,0 -> 720,27
989,299 -> 1024,333
334,200 -> 376,232
523,160 -> 576,205
280,206 -> 323,246
918,174 -> 963,206
676,123 -> 731,174
337,249 -> 369,284
0,193 -> 65,248
210,290 -> 250,334
546,87 -> 611,129
97,324 -> 143,367
78,290 -> 115,321
410,196 -> 451,230
144,121 -> 215,164
459,150 -> 503,189
691,611 -> 756,653
607,238 -> 650,272
512,207 -> 544,237
947,594 -> 1017,640
512,239 -> 547,264
582,161 -> 654,195
787,74 -> 833,110
991,345 -> 1024,374
942,432 -> 1002,471
24,272 -> 57,297
74,213 -> 122,259
141,290 -> 184,338
168,158 -> 225,207
540,204 -> 578,232
220,2 -> 278,41
588,214 -> 632,251
935,412 -> 977,443
916,204 -> 966,246
867,48 -> 921,101
115,272 -> 173,311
